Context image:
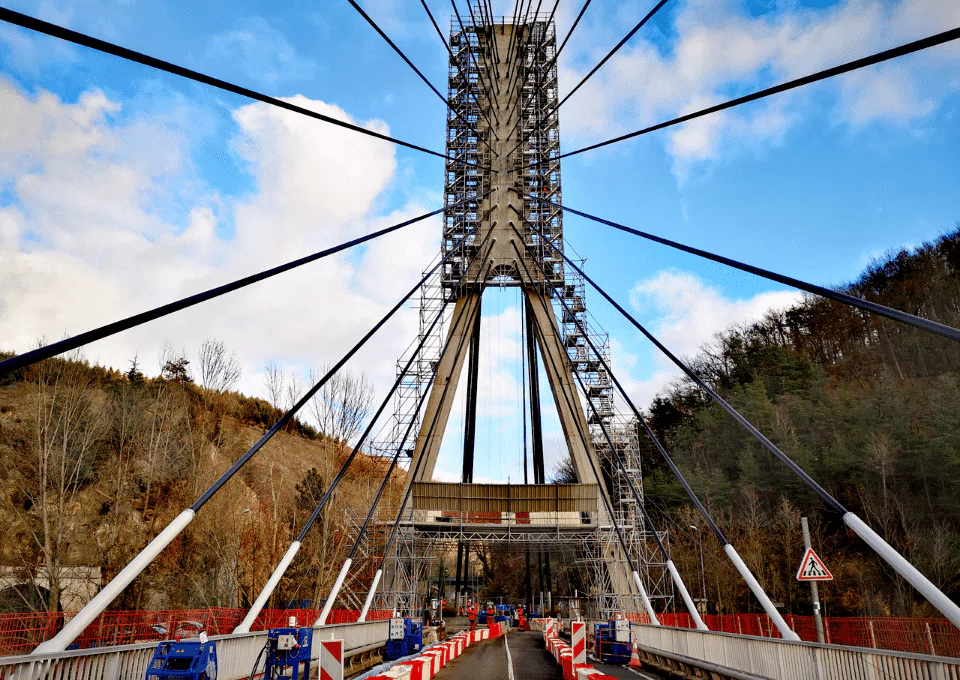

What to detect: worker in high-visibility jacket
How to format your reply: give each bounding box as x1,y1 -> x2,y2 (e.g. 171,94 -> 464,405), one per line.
485,602 -> 496,625
517,604 -> 527,631
467,600 -> 478,631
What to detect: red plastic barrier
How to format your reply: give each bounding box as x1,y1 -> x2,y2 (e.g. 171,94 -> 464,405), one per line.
0,608 -> 394,656
3,607 -> 955,659
655,613 -> 960,657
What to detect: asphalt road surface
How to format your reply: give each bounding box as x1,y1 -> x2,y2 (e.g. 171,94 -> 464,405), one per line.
432,631 -> 669,680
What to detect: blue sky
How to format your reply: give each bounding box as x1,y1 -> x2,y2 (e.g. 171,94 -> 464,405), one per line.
0,0 -> 958,483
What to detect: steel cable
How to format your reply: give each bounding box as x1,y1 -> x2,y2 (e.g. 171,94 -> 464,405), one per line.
553,0 -> 672,113
347,0 -> 496,156
306,230 -> 496,547
528,24 -> 960,166
533,196 -> 960,342
531,229 -> 848,514
419,0 -> 499,143
509,235 -> 705,554
0,194 -> 488,377
0,8 -> 485,167
374,255 -> 500,572
191,239 -> 464,512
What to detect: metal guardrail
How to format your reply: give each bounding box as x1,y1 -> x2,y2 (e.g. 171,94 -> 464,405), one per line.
0,620 -> 389,680
633,623 -> 960,680
633,641 -> 767,680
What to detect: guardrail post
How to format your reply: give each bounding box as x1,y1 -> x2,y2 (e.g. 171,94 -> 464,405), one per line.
105,651 -> 120,679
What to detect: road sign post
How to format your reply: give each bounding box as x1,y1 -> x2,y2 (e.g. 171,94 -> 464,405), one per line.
800,517 -> 827,643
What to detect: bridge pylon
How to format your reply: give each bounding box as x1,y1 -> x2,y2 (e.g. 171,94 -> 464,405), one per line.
374,13 -> 671,620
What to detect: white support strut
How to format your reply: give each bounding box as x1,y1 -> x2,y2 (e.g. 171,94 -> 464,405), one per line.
724,544 -> 800,641
844,512 -> 960,629
233,540 -> 303,634
315,558 -> 353,626
358,569 -> 383,622
632,570 -> 660,625
33,509 -> 197,654
666,560 -> 707,630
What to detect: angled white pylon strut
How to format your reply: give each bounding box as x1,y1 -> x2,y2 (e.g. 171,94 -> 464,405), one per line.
632,571 -> 659,625
316,558 -> 353,626
844,512 -> 960,629
724,544 -> 800,641
33,509 -> 196,654
666,560 -> 707,630
358,568 -> 383,622
233,541 -> 303,634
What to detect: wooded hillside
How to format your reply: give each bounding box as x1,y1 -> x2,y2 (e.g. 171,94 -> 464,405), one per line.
0,345 -> 401,614
645,227 -> 960,618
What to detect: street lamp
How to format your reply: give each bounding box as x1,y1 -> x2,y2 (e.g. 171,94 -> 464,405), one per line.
690,526 -> 707,614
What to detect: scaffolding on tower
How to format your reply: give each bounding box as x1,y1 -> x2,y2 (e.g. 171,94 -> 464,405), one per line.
373,10 -> 672,620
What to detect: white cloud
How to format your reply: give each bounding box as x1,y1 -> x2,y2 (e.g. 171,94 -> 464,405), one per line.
0,76 -> 436,421
203,17 -> 316,85
619,270 -> 802,405
630,269 -> 802,358
558,0 -> 960,177
0,24 -> 78,74
608,337 -> 678,412
838,64 -> 936,125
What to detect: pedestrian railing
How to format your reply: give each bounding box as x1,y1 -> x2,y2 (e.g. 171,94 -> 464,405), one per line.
0,608 -> 392,657
656,612 -> 960,657
633,622 -> 960,680
0,620 -> 389,680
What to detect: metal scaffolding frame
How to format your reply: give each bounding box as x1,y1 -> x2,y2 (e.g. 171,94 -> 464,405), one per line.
377,11 -> 672,620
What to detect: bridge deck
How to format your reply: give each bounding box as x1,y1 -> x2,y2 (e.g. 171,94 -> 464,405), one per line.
431,631 -> 668,680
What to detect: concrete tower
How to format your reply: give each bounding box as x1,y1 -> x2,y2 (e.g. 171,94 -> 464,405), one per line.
376,11 -> 670,619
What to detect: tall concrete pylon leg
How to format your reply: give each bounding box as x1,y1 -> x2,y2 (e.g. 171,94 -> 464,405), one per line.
405,285 -> 615,518
405,292 -> 483,488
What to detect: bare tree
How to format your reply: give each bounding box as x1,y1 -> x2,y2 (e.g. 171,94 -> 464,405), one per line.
308,365 -> 374,444
285,372 -> 304,413
549,456 -> 578,484
14,349 -> 106,613
263,361 -> 285,410
197,339 -> 241,394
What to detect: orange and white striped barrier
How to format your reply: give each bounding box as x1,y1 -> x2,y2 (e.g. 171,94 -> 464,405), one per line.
367,628 -> 502,680
319,639 -> 343,680
559,647 -> 573,680
421,648 -> 444,674
571,621 -> 587,664
396,658 -> 429,680
369,664 -> 411,680
538,621 -> 621,680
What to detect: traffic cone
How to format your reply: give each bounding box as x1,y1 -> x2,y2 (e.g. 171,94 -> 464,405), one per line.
628,633 -> 642,668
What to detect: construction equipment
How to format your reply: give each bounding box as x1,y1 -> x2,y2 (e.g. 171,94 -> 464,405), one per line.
146,639 -> 218,680
263,627 -> 312,680
385,617 -> 423,661
593,620 -> 632,664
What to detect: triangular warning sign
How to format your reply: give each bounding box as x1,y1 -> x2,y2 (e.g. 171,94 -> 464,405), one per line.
796,548 -> 833,581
